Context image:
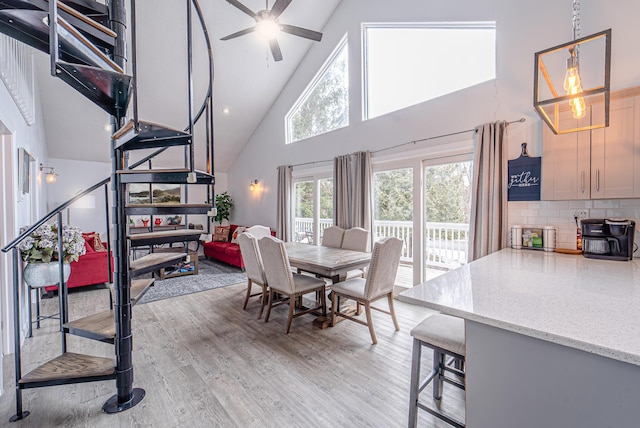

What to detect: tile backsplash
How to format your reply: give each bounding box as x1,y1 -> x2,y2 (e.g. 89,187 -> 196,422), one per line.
508,199 -> 640,250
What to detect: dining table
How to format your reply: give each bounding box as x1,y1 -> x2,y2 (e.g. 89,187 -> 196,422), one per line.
284,242 -> 371,328
284,242 -> 371,284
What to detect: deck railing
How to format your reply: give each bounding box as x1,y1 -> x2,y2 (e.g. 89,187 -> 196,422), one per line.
293,218 -> 469,268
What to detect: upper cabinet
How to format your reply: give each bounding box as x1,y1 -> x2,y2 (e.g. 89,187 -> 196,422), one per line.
542,88 -> 640,200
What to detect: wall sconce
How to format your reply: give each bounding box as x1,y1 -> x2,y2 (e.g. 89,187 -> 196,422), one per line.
533,0 -> 610,134
250,179 -> 259,191
40,163 -> 58,184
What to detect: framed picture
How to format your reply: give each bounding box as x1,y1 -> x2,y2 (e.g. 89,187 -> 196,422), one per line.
18,148 -> 33,194
128,183 -> 182,205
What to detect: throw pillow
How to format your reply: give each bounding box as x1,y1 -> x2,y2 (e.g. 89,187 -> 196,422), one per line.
213,226 -> 230,242
83,232 -> 107,252
82,232 -> 97,250
93,234 -> 107,252
230,226 -> 248,244
84,241 -> 95,253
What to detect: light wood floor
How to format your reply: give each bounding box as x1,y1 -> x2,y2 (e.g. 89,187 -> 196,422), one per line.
1,282 -> 465,427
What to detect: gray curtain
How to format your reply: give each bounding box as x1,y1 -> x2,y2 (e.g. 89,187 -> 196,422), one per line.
468,121 -> 508,261
333,151 -> 372,233
276,165 -> 293,241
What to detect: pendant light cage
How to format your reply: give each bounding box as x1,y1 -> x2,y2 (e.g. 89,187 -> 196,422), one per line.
533,2 -> 611,135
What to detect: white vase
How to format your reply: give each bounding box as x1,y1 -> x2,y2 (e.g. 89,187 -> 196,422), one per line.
23,262 -> 71,288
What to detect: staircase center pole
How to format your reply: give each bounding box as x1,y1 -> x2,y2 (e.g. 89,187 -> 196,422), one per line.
103,0 -> 145,414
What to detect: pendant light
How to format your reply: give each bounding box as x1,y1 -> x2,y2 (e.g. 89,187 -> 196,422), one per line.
534,0 -> 611,134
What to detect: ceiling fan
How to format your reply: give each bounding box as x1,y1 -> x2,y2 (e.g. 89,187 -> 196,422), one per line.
221,0 -> 323,62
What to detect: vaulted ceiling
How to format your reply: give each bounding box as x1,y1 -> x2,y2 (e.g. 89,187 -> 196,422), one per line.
37,0 -> 341,171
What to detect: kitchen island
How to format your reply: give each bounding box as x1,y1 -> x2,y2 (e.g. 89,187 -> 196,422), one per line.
399,248 -> 640,427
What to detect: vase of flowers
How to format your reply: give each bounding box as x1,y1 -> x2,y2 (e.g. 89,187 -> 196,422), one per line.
18,223 -> 86,287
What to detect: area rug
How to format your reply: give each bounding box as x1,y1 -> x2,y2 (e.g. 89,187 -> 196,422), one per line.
137,258 -> 247,304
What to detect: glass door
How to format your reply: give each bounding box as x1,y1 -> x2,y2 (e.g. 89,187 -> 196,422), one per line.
373,167 -> 413,287
424,159 -> 473,281
293,177 -> 333,245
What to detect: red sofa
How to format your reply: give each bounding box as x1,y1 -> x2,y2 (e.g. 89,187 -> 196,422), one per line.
203,224 -> 274,269
45,234 -> 114,293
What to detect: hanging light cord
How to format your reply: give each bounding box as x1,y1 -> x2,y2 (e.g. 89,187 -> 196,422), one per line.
572,0 -> 581,40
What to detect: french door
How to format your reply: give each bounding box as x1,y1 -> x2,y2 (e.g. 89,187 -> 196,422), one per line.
293,176 -> 333,245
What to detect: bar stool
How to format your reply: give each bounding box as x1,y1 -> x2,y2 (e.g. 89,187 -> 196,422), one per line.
408,313 -> 466,428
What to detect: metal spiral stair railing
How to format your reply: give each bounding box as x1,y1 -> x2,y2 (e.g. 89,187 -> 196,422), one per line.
0,0 -> 216,420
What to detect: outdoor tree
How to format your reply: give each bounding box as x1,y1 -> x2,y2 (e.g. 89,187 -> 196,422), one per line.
290,46 -> 348,142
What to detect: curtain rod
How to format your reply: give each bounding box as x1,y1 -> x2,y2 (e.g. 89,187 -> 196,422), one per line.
290,117 -> 526,168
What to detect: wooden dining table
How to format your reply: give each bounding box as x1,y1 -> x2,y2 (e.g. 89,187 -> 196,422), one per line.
284,242 -> 371,328
284,242 -> 371,284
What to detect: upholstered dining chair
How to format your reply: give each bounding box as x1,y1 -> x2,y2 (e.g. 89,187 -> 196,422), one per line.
244,225 -> 272,239
237,233 -> 269,318
258,236 -> 327,334
330,237 -> 403,344
321,226 -> 345,248
342,227 -> 370,280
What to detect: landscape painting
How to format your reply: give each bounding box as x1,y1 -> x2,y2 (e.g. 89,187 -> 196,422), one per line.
129,183 -> 182,204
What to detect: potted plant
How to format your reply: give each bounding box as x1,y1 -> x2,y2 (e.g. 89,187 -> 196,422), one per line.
18,223 -> 86,287
214,192 -> 234,225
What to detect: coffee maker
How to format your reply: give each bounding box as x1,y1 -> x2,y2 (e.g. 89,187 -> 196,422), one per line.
581,219 -> 636,261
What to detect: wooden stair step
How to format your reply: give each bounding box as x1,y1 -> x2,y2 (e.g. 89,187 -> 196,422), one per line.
128,229 -> 204,247
0,0 -> 114,48
118,168 -> 215,185
64,309 -> 115,343
125,203 -> 211,216
19,352 -> 115,389
131,278 -> 154,305
130,252 -> 186,277
113,120 -> 192,151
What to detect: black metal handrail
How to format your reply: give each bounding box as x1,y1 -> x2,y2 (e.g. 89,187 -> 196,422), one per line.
1,177 -> 111,253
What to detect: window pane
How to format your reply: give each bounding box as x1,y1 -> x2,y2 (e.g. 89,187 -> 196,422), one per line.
287,38 -> 349,143
294,181 -> 314,244
424,161 -> 473,281
365,24 -> 496,119
319,178 -> 333,241
373,168 -> 413,287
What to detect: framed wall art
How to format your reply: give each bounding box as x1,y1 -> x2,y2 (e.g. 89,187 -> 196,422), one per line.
18,147 -> 33,194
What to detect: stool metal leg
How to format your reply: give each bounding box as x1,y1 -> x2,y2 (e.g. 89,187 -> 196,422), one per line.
408,338 -> 422,428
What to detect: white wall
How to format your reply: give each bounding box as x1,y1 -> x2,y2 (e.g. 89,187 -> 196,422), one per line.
47,158 -> 112,237
0,48 -> 49,378
226,0 -> 640,231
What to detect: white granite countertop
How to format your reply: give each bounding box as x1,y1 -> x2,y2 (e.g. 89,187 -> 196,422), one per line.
399,248 -> 640,366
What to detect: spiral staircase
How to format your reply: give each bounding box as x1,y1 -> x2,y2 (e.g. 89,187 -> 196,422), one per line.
0,0 -> 215,420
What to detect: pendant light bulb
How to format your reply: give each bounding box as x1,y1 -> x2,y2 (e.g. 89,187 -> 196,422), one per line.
563,48 -> 587,119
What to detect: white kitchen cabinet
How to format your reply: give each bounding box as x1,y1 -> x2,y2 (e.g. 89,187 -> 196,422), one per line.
590,96 -> 640,198
541,110 -> 591,200
542,89 -> 640,200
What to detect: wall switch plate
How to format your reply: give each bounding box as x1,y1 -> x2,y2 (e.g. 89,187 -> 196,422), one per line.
573,209 -> 588,219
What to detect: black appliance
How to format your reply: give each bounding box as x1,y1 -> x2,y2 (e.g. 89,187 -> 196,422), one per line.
581,218 -> 636,261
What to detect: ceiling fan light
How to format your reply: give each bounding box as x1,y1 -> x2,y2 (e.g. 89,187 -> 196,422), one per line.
256,19 -> 280,40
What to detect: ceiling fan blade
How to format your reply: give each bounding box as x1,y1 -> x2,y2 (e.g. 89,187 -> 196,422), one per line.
269,0 -> 293,19
269,39 -> 283,62
280,24 -> 323,42
225,0 -> 257,19
220,27 -> 256,41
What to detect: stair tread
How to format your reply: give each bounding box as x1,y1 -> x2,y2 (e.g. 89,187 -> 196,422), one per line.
64,309 -> 114,341
131,278 -> 154,305
112,120 -> 191,151
130,252 -> 185,274
0,9 -> 116,71
19,352 -> 115,385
